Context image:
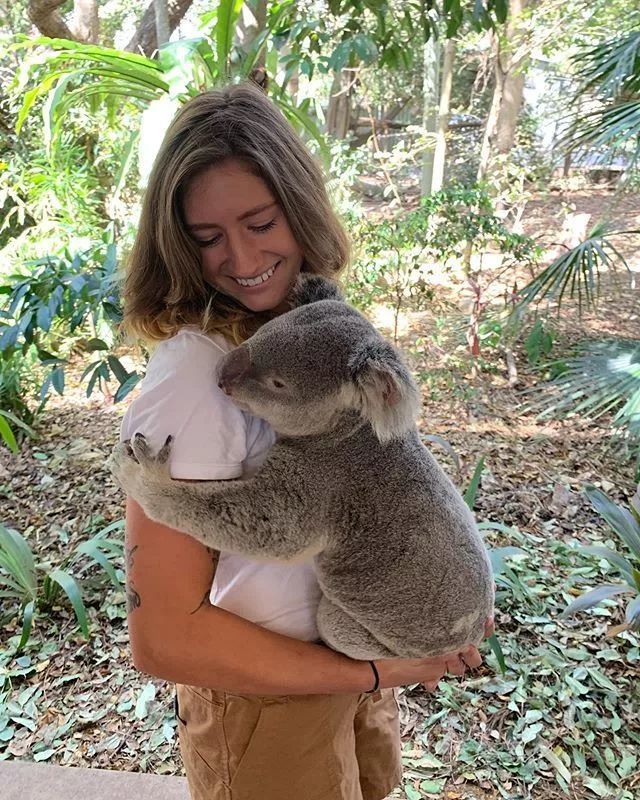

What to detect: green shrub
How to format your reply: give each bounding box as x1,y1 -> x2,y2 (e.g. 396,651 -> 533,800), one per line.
0,519 -> 125,653
0,237 -> 140,406
561,485 -> 640,635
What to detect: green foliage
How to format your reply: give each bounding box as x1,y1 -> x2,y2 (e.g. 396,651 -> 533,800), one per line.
569,29 -> 640,157
463,455 -> 486,510
347,187 -> 538,356
561,485 -> 640,634
0,350 -> 37,429
0,133 -> 105,235
0,519 -> 125,653
417,186 -> 537,268
347,205 -> 437,325
12,38 -> 169,135
11,29 -> 329,161
524,319 -> 554,365
0,409 -> 34,453
0,237 -> 139,403
273,0 -> 506,81
517,224 -> 636,313
532,339 -> 640,447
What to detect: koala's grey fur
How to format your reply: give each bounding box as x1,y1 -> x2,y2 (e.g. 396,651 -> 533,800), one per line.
110,276 -> 494,660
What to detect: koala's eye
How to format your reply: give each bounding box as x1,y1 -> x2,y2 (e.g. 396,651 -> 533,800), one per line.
270,378 -> 286,389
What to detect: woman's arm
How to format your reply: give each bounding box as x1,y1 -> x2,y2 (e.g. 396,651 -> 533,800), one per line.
126,498 -> 483,694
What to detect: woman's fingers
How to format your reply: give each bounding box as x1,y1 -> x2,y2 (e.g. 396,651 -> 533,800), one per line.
460,645 -> 482,669
444,654 -> 466,677
419,642 -> 486,694
484,616 -> 495,638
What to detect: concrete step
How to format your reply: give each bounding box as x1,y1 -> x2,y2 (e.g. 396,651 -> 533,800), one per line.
0,760 -> 190,800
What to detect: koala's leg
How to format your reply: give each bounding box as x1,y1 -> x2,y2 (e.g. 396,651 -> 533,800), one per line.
109,436 -> 317,561
316,595 -> 397,660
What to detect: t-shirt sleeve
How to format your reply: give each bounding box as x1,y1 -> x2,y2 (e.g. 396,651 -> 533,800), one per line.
119,331 -> 247,480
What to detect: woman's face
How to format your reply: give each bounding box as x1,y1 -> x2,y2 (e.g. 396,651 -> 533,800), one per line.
182,159 -> 304,313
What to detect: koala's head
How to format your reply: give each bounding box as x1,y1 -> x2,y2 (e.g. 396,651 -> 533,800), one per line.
216,275 -> 421,441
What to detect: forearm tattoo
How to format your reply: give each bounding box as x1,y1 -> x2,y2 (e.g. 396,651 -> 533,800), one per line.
125,544 -> 141,613
191,590 -> 210,615
189,548 -> 219,614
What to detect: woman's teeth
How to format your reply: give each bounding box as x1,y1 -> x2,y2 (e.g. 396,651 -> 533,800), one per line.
234,262 -> 279,287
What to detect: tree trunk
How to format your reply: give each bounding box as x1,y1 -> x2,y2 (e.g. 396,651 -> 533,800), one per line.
237,0 -> 267,68
477,0 -> 533,183
125,0 -> 195,56
71,0 -> 99,42
495,68 -> 525,153
28,0 -> 75,40
421,36 -> 439,196
253,0 -> 267,68
431,38 -> 456,193
28,0 -> 195,56
154,0 -> 170,47
477,35 -> 505,182
326,71 -> 353,139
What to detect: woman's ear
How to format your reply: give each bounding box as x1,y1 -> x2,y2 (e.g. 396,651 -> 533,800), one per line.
290,274 -> 344,307
347,341 -> 421,442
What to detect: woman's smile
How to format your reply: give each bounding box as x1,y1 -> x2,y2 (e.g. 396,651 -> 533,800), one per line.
232,259 -> 280,288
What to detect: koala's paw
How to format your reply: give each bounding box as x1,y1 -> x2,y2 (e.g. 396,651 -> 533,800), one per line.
108,434 -> 173,497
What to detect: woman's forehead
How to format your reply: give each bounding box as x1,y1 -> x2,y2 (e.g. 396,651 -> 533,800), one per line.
183,160 -> 276,226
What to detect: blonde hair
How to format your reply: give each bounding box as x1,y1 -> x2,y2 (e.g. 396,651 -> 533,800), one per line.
124,81 -> 351,345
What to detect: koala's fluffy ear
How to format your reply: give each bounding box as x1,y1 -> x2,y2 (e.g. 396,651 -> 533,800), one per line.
290,274 -> 344,306
347,341 -> 421,442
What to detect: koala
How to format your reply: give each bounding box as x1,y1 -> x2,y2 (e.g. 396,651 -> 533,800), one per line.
109,276 -> 494,660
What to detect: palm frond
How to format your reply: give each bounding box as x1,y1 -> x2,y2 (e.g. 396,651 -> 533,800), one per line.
569,100 -> 640,154
517,228 -> 636,313
574,31 -> 640,99
13,37 -> 168,134
530,339 -> 640,438
565,30 -> 640,157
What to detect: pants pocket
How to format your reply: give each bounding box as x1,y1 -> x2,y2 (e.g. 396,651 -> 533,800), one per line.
174,693 -> 187,725
229,695 -> 347,800
176,684 -> 230,793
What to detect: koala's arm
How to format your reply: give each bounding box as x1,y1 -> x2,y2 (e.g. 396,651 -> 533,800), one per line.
109,436 -> 321,561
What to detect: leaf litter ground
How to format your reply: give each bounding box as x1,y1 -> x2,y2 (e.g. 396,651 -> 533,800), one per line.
1,189 -> 639,800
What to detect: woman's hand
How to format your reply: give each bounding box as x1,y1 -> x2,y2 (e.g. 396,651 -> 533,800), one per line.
484,615 -> 495,638
375,614 -> 496,692
421,614 -> 496,691
419,645 -> 482,691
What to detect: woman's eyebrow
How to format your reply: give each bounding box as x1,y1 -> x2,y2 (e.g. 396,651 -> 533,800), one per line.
187,201 -> 278,230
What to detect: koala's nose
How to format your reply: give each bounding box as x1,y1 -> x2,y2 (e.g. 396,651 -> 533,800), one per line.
218,346 -> 251,395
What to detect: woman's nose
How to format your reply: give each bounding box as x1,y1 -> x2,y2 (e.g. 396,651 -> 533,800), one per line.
218,347 -> 251,394
226,232 -> 262,277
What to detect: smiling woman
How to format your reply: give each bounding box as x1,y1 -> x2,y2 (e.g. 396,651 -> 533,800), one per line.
122,82 -> 350,345
116,80 -> 488,800
181,162 -> 304,313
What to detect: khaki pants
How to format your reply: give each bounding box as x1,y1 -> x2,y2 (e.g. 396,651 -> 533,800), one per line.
175,683 -> 403,800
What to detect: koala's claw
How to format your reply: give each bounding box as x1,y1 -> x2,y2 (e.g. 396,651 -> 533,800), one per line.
157,435 -> 173,464
108,435 -> 174,499
122,439 -> 138,462
129,434 -> 173,477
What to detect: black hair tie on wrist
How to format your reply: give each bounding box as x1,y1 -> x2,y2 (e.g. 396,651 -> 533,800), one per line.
365,660 -> 380,693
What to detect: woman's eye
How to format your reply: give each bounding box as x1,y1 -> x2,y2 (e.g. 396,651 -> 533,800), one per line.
195,219 -> 276,248
196,234 -> 221,248
251,219 -> 277,234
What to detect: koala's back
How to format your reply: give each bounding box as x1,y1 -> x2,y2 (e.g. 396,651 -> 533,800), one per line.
307,427 -> 494,658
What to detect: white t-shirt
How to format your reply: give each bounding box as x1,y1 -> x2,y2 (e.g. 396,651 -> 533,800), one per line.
120,327 -> 321,642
